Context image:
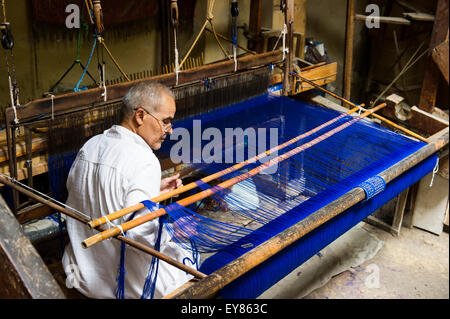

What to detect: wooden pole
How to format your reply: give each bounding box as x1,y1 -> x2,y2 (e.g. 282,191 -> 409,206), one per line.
282,0 -> 294,96
343,0 -> 355,107
169,127 -> 449,299
0,174 -> 206,280
293,73 -> 361,108
88,105 -> 362,228
81,103 -> 386,248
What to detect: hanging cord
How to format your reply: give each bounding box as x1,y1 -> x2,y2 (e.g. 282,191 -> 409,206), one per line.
1,0 -> 19,124
231,0 -> 239,72
87,0 -> 130,82
50,94 -> 55,120
429,157 -> 439,187
179,0 -> 230,70
272,23 -> 288,61
73,35 -> 97,92
97,42 -> 107,101
170,1 -> 180,85
371,42 -> 429,106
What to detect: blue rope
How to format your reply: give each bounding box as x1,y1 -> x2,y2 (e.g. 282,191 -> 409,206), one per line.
114,210 -> 138,299
73,36 -> 97,92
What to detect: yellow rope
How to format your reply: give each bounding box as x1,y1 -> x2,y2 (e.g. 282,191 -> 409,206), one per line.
179,19 -> 208,70
98,37 -> 130,82
84,0 -> 94,24
208,18 -> 231,60
179,0 -> 233,69
205,28 -> 256,55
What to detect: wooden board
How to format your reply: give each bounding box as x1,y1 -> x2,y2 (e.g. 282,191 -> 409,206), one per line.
355,14 -> 411,25
380,104 -> 449,136
292,62 -> 337,94
0,195 -> 65,298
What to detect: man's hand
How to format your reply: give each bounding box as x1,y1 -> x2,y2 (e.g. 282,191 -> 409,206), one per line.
160,173 -> 183,194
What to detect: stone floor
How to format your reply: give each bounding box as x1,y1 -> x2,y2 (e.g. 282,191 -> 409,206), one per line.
261,222 -> 449,299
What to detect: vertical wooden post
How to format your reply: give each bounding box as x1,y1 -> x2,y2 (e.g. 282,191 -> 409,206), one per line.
5,117 -> 19,213
249,0 -> 263,52
343,0 -> 355,107
282,0 -> 294,96
25,126 -> 33,190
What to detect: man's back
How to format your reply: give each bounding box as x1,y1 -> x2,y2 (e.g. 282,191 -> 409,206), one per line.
62,125 -> 192,298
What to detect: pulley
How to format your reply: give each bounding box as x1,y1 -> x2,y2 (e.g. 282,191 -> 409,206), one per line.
1,22 -> 14,50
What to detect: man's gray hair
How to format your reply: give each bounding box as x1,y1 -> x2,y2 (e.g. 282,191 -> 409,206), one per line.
121,82 -> 174,121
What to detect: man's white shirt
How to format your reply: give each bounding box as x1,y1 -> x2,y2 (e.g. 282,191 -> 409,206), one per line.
62,125 -> 193,299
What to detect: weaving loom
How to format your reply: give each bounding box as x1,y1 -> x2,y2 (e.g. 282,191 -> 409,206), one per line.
0,0 -> 448,300
79,92 -> 446,299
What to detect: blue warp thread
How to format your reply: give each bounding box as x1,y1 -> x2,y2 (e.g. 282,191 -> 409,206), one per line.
114,200 -> 160,299
114,210 -> 138,299
45,94 -> 435,299
199,154 -> 437,298
140,200 -> 164,299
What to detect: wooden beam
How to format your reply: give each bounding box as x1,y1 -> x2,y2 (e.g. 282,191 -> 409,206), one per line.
432,39 -> 449,84
355,14 -> 411,25
248,0 -> 263,52
0,195 -> 65,298
344,0 -> 355,106
282,0 -> 295,96
403,12 -> 435,22
419,0 -> 449,113
5,51 -> 283,124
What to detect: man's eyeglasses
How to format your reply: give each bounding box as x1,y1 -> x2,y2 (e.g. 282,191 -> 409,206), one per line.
135,107 -> 172,133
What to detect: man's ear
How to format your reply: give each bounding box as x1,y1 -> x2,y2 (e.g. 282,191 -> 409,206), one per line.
134,108 -> 146,126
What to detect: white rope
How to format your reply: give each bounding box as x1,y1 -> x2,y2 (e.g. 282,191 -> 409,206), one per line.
272,24 -> 288,61
429,157 -> 439,187
99,63 -> 107,101
357,105 -> 366,116
117,225 -> 125,237
50,94 -> 55,120
103,215 -> 114,228
8,75 -> 18,124
174,28 -> 179,85
282,23 -> 288,61
102,85 -> 107,102
233,44 -> 237,72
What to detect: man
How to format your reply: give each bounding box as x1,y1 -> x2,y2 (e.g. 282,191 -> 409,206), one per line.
62,82 -> 194,299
